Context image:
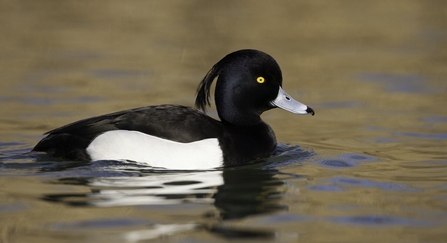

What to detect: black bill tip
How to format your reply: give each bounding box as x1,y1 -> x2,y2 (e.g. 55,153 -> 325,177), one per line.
306,107 -> 315,116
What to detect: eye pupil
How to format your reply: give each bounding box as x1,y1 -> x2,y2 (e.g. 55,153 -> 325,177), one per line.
257,77 -> 265,83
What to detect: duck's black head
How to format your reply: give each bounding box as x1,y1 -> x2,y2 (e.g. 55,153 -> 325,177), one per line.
195,49 -> 314,126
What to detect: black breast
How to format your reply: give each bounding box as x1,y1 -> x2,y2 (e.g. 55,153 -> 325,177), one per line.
219,121 -> 277,166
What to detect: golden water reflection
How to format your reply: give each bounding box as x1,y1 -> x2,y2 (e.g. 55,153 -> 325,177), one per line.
1,0 -> 447,242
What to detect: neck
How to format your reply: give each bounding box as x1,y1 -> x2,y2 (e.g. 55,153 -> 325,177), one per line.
218,108 -> 261,126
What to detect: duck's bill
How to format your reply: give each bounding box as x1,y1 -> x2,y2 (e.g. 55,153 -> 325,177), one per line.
271,87 -> 315,115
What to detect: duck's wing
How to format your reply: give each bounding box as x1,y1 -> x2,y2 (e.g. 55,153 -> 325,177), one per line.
46,105 -> 222,142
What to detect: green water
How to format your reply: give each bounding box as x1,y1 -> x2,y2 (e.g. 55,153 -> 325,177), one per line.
1,1 -> 447,242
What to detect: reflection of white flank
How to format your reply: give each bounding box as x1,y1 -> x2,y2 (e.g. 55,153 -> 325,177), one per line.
122,223 -> 199,242
87,170 -> 224,207
86,223 -> 200,242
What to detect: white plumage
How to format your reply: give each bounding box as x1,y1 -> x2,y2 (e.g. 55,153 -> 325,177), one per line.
86,130 -> 223,170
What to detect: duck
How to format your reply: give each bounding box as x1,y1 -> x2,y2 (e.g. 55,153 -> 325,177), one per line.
32,49 -> 315,170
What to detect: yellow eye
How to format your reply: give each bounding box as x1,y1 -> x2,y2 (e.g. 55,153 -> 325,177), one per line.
257,77 -> 265,84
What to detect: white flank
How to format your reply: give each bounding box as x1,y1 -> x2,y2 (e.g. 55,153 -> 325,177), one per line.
86,130 -> 223,170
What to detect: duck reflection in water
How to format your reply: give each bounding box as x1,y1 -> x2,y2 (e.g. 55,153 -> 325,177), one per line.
40,159 -> 303,239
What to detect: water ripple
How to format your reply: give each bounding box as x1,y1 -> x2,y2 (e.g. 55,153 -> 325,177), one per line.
328,177 -> 422,192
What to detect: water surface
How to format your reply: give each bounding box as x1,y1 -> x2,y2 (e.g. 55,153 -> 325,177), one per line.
1,1 -> 447,242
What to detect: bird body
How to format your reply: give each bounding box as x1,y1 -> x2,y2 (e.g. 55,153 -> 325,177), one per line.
32,49 -> 314,169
